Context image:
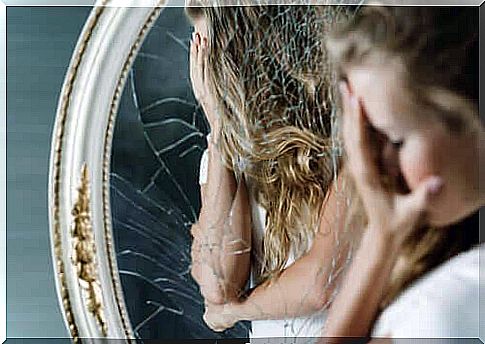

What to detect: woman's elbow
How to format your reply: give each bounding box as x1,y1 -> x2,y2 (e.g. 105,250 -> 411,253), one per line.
307,267 -> 335,312
309,288 -> 332,313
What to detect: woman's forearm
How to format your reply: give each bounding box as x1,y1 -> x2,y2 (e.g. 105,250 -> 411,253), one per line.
192,141 -> 251,304
198,141 -> 237,226
321,227 -> 399,342
219,178 -> 252,301
231,251 -> 333,321
230,180 -> 348,322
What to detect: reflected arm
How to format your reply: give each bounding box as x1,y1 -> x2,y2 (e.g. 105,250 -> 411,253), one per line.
228,181 -> 349,321
191,139 -> 251,305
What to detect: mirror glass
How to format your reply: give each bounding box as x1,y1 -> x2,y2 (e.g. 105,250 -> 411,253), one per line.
109,6 -> 250,340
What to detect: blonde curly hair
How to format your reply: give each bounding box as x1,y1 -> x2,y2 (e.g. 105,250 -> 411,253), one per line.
187,2 -> 351,280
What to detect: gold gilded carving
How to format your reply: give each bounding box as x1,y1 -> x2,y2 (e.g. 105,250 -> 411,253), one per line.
52,3 -> 164,341
71,164 -> 108,336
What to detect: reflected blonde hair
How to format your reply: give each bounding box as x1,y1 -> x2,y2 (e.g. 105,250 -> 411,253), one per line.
327,6 -> 481,306
187,2 -> 350,280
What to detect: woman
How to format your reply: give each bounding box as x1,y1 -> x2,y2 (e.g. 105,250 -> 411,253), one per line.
187,2 -> 352,340
322,6 -> 483,341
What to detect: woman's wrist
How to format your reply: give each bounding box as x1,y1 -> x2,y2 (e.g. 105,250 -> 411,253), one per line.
207,141 -> 224,169
227,297 -> 270,323
207,119 -> 221,145
362,224 -> 402,262
207,134 -> 218,147
230,299 -> 257,323
223,300 -> 243,323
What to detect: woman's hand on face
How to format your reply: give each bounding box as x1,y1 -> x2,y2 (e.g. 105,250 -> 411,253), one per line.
190,32 -> 220,134
203,301 -> 238,332
340,82 -> 443,243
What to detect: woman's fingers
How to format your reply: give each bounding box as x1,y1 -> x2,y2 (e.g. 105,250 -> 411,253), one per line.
190,237 -> 202,282
198,37 -> 208,109
342,82 -> 365,178
197,37 -> 220,130
190,32 -> 205,100
190,33 -> 200,98
197,34 -> 204,84
350,99 -> 380,188
341,83 -> 356,167
341,82 -> 381,192
189,38 -> 196,81
396,176 -> 443,229
201,37 -> 208,86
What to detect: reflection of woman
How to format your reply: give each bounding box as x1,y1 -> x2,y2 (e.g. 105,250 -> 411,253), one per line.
322,7 -> 483,341
186,3 -> 350,340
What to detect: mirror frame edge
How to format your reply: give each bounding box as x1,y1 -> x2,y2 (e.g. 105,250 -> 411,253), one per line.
48,2 -> 166,341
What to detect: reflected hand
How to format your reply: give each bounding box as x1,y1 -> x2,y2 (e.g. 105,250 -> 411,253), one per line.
190,32 -> 220,134
340,82 -> 443,243
190,223 -> 203,283
190,223 -> 225,304
203,301 -> 238,332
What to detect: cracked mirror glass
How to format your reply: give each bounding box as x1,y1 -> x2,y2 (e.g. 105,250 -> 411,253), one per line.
110,6 -> 250,340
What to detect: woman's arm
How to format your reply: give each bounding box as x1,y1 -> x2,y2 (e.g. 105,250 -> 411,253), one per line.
321,227 -> 398,342
190,33 -> 252,305
191,140 -> 252,304
233,181 -> 347,320
203,178 -> 350,331
319,83 -> 443,342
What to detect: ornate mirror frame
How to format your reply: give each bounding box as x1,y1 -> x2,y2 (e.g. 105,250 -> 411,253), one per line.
48,1 -> 165,341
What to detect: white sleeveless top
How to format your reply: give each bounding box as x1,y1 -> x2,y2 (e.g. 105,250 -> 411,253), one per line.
199,150 -> 327,342
372,244 -> 483,339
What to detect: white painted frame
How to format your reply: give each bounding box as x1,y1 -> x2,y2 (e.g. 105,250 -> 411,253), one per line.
48,1 -> 165,341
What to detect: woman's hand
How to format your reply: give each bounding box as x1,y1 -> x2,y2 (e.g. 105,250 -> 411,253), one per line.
190,223 -> 226,305
318,83 -> 441,343
203,301 -> 239,332
190,32 -> 220,134
190,223 -> 204,283
340,82 -> 443,244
